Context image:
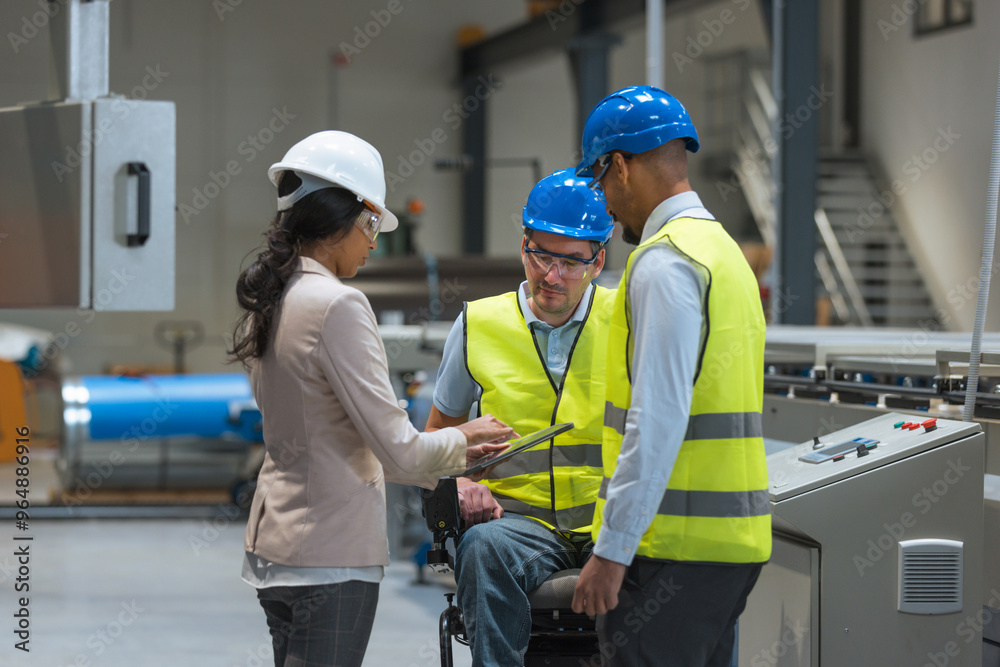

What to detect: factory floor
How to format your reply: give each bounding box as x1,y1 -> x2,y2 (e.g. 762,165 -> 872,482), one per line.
0,518 -> 473,667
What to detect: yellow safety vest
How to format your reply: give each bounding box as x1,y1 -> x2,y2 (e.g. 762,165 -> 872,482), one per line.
596,217 -> 771,563
465,286 -> 614,533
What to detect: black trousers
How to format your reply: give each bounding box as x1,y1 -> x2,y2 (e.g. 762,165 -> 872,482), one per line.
257,581 -> 379,667
591,558 -> 762,667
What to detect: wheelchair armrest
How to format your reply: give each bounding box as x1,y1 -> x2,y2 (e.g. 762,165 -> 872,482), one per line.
420,477 -> 464,572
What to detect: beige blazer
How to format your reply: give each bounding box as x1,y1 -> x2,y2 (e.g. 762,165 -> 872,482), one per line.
244,256 -> 466,567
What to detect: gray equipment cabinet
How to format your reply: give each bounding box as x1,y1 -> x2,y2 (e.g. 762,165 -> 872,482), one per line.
0,0 -> 175,311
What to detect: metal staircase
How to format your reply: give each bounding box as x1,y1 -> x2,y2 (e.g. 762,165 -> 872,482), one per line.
817,153 -> 938,327
704,52 -> 939,328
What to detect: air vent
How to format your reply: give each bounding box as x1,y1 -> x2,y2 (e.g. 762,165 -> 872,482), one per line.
898,539 -> 962,615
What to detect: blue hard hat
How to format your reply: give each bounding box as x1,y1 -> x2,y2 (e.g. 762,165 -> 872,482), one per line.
575,85 -> 700,177
522,169 -> 614,243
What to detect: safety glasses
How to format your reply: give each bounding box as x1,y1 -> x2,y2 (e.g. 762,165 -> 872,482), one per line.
587,151 -> 632,192
355,202 -> 382,243
524,246 -> 598,279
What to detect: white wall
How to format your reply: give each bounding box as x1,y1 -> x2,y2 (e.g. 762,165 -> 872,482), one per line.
861,0 -> 1000,331
0,0 -> 772,374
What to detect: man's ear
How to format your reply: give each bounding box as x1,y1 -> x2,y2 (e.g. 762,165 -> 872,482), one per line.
615,152 -> 631,184
591,247 -> 606,279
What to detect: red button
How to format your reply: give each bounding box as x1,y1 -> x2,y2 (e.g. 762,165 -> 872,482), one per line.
922,419 -> 937,428
908,423 -> 920,430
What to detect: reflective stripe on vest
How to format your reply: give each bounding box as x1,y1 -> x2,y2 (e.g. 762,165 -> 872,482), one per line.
486,443 -> 604,479
465,287 -> 614,532
604,404 -> 763,441
594,216 -> 772,564
598,478 -> 771,518
491,491 -> 598,529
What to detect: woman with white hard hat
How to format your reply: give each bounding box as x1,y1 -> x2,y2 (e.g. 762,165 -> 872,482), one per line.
231,130 -> 515,667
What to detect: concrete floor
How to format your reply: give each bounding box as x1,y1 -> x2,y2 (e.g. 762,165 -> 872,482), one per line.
0,518 -> 472,667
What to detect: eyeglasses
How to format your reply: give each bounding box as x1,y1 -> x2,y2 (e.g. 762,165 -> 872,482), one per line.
355,203 -> 382,243
587,151 -> 633,192
524,245 -> 599,279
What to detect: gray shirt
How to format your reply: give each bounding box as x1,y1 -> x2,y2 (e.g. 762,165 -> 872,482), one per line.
593,191 -> 714,566
433,281 -> 594,418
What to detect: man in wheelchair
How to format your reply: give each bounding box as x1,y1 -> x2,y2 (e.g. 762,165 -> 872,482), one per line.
425,169 -> 615,665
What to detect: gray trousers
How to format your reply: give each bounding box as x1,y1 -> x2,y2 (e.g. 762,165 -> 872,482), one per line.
257,581 -> 379,667
590,558 -> 762,667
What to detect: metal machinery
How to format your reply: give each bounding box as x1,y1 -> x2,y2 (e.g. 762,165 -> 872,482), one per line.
59,374 -> 261,492
0,0 -> 175,310
741,326 -> 1000,665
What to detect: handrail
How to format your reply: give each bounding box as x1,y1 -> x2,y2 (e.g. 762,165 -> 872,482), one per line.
814,208 -> 874,326
814,250 -> 852,323
733,60 -> 873,326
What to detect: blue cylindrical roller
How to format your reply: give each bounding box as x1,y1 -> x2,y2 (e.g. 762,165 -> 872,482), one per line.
62,373 -> 262,443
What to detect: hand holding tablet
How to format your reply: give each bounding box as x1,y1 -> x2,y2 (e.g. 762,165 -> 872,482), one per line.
462,423 -> 574,478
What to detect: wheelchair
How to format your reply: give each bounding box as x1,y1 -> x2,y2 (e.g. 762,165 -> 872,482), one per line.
421,478 -> 600,667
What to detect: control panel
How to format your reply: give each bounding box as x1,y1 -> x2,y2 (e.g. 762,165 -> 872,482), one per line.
766,412 -> 981,502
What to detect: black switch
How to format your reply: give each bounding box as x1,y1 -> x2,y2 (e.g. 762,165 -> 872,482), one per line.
856,444 -> 869,457
813,436 -> 822,449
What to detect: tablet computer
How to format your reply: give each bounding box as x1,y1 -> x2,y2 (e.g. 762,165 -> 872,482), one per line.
461,422 -> 574,477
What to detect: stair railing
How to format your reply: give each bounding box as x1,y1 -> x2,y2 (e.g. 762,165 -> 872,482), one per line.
733,60 -> 872,326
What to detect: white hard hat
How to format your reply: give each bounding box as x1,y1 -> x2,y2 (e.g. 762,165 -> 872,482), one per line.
268,130 -> 398,232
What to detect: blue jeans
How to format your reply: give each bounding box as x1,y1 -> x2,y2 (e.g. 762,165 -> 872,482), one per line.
257,581 -> 379,667
455,514 -> 592,666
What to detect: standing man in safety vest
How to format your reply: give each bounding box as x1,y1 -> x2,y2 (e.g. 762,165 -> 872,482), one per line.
571,86 -> 771,666
426,169 -> 615,665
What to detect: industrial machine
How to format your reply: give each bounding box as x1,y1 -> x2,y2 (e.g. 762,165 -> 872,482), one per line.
747,326 -> 1000,665
741,412 -> 984,665
59,373 -> 261,493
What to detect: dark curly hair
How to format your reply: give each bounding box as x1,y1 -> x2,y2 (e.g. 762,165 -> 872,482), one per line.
229,172 -> 366,365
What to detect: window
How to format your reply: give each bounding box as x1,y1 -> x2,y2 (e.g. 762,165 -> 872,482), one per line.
915,0 -> 973,36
